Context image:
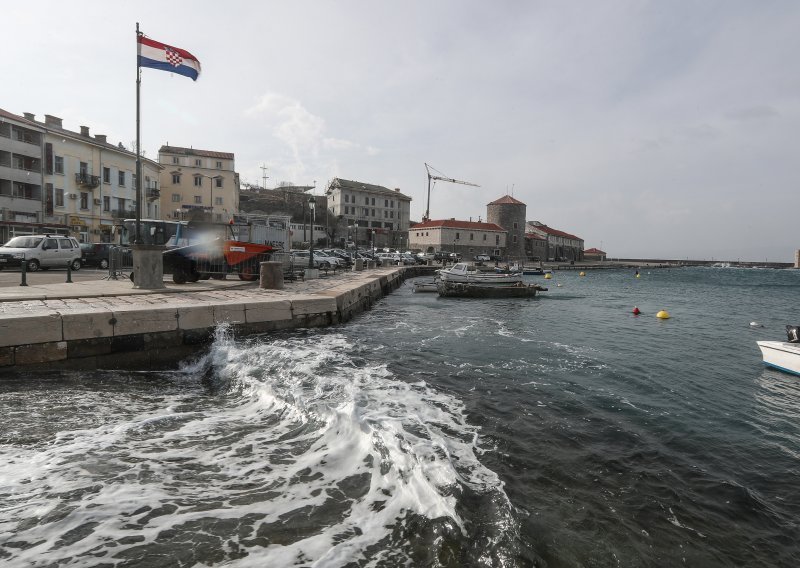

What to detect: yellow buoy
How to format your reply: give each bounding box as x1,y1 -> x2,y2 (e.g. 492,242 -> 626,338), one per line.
579,271 -> 586,277
544,273 -> 552,279
635,273 -> 640,278
656,310 -> 670,319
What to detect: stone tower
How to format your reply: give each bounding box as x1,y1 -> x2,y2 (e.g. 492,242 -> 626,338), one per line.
487,195 -> 527,260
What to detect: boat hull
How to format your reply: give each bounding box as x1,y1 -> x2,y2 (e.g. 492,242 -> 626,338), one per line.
437,281 -> 542,298
757,341 -> 800,376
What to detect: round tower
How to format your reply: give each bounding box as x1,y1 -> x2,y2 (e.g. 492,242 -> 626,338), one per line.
486,195 -> 527,260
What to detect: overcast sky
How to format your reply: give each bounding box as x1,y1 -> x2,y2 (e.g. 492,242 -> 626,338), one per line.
4,1 -> 799,261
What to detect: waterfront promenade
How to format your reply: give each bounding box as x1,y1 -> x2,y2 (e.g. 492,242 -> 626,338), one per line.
0,267 -> 427,371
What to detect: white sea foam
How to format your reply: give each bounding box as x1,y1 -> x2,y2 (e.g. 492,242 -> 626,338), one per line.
0,327 -> 513,566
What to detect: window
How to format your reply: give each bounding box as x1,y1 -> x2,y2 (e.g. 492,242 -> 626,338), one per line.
118,171 -> 125,186
343,206 -> 348,214
470,233 -> 474,241
371,209 -> 375,217
103,167 -> 110,183
194,176 -> 203,187
195,158 -> 202,166
345,194 -> 349,203
391,200 -> 394,208
496,235 -> 500,245
384,199 -> 388,207
513,222 -> 518,229
363,208 -> 368,216
455,232 -> 460,239
216,161 -> 222,168
483,234 -> 487,241
80,162 -> 88,176
132,174 -> 137,189
371,198 -> 375,206
55,156 -> 64,174
172,157 -> 180,164
513,235 -> 518,243
215,177 -> 222,188
194,195 -> 202,204
172,173 -> 181,184
384,211 -> 388,218
390,211 -> 394,218
45,143 -> 53,174
117,198 -> 125,211
103,196 -> 110,211
215,196 -> 223,205
55,188 -> 64,207
172,193 -> 181,202
80,192 -> 89,209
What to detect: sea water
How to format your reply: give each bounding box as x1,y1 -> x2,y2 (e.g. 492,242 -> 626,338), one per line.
1,267 -> 799,567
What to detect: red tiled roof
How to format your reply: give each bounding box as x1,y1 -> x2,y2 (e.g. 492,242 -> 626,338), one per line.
488,195 -> 526,206
584,247 -> 606,254
159,145 -> 234,160
413,219 -> 505,231
525,233 -> 547,240
531,224 -> 582,241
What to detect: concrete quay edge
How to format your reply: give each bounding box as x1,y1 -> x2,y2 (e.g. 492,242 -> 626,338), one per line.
0,266 -> 433,372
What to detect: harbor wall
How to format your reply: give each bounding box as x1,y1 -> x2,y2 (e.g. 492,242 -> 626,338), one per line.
0,267 -> 432,372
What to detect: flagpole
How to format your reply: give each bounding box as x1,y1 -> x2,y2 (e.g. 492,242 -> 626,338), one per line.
134,22 -> 142,245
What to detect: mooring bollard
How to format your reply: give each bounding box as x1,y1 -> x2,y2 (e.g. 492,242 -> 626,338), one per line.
66,259 -> 73,283
20,253 -> 28,287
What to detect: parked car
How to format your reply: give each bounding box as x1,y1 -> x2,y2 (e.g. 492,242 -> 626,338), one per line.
80,242 -> 114,269
0,234 -> 82,272
474,254 -> 491,262
290,250 -> 340,269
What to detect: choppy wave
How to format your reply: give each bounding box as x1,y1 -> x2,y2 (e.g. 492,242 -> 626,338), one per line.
0,325 -> 518,567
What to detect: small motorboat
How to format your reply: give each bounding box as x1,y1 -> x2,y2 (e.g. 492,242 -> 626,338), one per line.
440,263 -> 523,285
757,325 -> 800,376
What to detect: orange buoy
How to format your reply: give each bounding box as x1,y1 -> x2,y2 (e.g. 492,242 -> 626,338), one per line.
632,306 -> 641,315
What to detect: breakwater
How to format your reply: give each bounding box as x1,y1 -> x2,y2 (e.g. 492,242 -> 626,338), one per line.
0,266 -> 434,371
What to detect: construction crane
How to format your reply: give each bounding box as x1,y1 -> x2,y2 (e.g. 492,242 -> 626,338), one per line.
423,163 -> 479,221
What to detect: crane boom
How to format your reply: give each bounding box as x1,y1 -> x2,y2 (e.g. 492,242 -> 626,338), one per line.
423,163 -> 479,221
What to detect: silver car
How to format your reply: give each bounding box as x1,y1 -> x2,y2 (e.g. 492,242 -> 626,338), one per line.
0,235 -> 83,272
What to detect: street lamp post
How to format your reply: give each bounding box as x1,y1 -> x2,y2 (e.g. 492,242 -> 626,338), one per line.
199,175 -> 222,221
371,230 -> 375,256
308,196 -> 316,269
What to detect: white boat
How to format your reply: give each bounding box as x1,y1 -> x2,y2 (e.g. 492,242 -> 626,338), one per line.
757,341 -> 800,376
438,263 -> 523,286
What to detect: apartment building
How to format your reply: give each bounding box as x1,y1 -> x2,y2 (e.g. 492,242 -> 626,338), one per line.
325,177 -> 412,248
1,109 -> 162,243
158,146 -> 239,223
409,219 -> 507,258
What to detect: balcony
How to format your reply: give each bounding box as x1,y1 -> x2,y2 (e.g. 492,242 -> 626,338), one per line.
145,186 -> 160,201
75,172 -> 100,189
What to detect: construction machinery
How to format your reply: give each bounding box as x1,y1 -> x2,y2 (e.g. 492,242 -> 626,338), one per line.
423,163 -> 479,221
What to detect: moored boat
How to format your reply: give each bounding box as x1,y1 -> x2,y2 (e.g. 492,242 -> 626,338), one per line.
439,262 -> 523,285
412,281 -> 439,293
757,325 -> 800,376
437,280 -> 546,298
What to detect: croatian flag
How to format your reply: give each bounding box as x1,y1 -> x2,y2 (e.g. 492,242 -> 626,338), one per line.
137,35 -> 201,81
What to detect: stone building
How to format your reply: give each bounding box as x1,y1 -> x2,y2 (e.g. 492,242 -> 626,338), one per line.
486,195 -> 527,260
583,247 -> 606,261
1,108 -> 162,243
158,146 -> 239,223
409,219 -> 506,258
526,221 -> 584,261
525,232 -> 548,261
326,178 -> 412,248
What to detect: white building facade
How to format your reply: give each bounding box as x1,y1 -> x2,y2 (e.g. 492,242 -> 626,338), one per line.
1,109 -> 162,243
158,146 -> 239,223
